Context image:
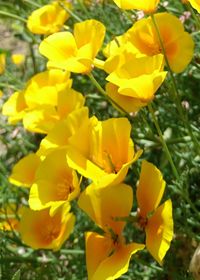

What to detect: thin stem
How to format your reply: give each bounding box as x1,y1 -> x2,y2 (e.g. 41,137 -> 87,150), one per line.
88,73 -> 132,118
0,83 -> 19,91
77,0 -> 91,17
59,2 -> 82,22
186,2 -> 200,30
0,11 -> 26,23
29,43 -> 37,75
23,0 -> 41,7
151,13 -> 200,154
148,103 -> 179,180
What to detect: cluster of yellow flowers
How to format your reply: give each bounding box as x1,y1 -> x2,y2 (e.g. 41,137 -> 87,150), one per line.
1,0 -> 199,279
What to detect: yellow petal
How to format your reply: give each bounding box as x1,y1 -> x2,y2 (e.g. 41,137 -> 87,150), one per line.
24,69 -> 71,108
86,231 -> 145,280
19,203 -> 75,251
126,12 -> 194,73
29,148 -> 80,210
145,199 -> 174,265
85,232 -> 113,280
78,183 -> 133,234
22,105 -> 59,134
9,153 -> 41,187
11,54 -> 25,65
188,0 -> 200,13
106,83 -> 146,113
57,88 -> 85,119
0,53 -> 6,74
27,2 -> 70,35
37,107 -> 89,157
2,91 -> 27,124
74,19 -> 106,59
112,0 -> 159,13
137,160 -> 166,218
39,31 -> 77,66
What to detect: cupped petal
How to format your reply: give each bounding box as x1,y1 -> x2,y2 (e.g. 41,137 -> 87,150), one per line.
106,83 -> 146,113
85,232 -> 113,280
74,19 -> 106,58
2,91 -> 27,124
29,148 -> 80,210
39,31 -> 77,64
78,183 -> 133,234
145,199 -> 174,265
22,105 -> 59,134
37,107 -> 89,157
57,88 -> 85,119
9,153 -> 41,187
92,241 -> 145,280
137,160 -> 166,218
19,203 -> 75,251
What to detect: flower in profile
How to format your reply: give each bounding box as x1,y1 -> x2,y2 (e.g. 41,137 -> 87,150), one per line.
11,54 -> 25,65
19,203 -> 75,250
27,1 -> 71,35
39,19 -> 106,73
112,0 -> 160,13
0,53 -> 6,75
67,117 -> 142,187
105,49 -> 167,113
29,148 -> 80,211
78,183 -> 145,280
136,161 -> 173,264
2,69 -> 85,133
126,12 -> 194,73
2,90 -> 27,124
9,153 -> 41,187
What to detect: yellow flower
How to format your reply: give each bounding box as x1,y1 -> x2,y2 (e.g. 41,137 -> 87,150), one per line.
19,203 -> 75,250
0,53 -> 6,74
27,1 -> 71,35
188,0 -> 200,12
105,50 -> 167,112
78,183 -> 145,280
9,153 -> 41,187
0,90 -> 3,98
11,54 -> 25,65
39,19 -> 106,73
67,117 -> 142,187
29,148 -> 80,211
112,0 -> 160,13
136,161 -> 174,264
37,107 -> 89,157
2,70 -> 85,134
126,12 -> 194,73
24,69 -> 72,109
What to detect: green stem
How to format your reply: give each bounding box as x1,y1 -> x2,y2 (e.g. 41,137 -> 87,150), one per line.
0,11 -> 26,23
0,83 -> 19,91
29,43 -> 37,75
151,13 -> 200,155
88,73 -> 132,118
23,0 -> 41,7
148,103 -> 179,180
186,2 -> 200,30
77,0 -> 91,17
59,2 -> 82,22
